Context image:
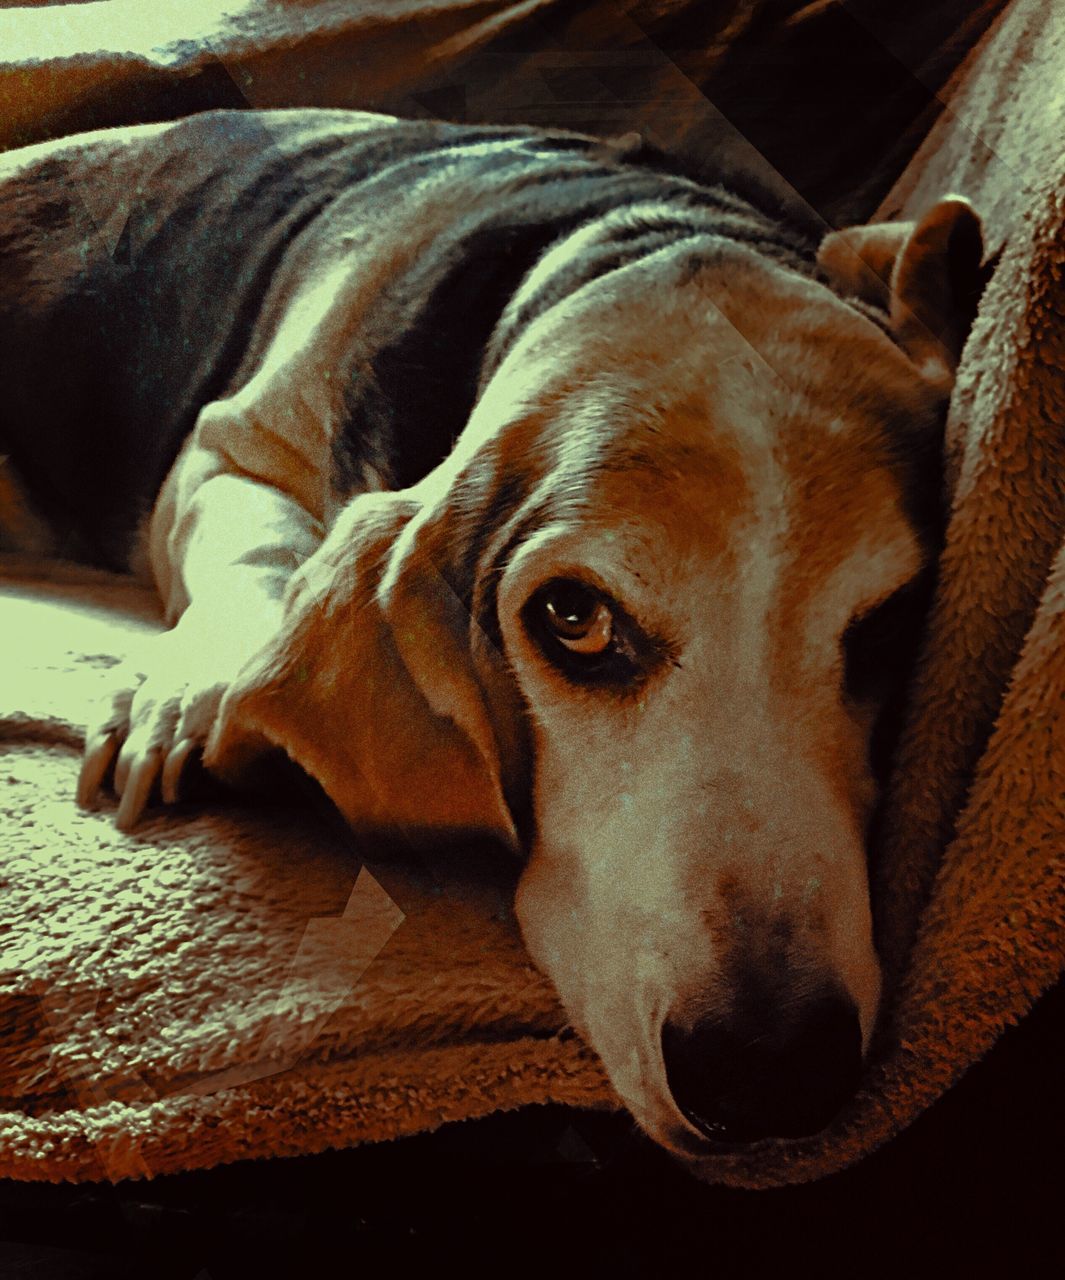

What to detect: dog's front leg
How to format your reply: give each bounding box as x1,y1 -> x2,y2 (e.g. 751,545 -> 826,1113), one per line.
77,445 -> 325,830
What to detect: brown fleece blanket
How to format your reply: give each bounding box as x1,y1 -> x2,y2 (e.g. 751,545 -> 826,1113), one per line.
0,0 -> 1004,223
0,559 -> 610,1183
1,0 -> 1061,1188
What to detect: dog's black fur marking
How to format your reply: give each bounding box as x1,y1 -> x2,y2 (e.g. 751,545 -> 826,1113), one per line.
0,110 -> 834,569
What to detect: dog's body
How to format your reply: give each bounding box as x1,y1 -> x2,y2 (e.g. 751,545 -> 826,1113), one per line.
0,109 -> 985,1158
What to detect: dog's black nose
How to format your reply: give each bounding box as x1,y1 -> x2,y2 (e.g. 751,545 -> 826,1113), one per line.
661,993 -> 863,1144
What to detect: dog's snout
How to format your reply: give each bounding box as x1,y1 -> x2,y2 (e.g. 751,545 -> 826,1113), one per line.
661,992 -> 863,1145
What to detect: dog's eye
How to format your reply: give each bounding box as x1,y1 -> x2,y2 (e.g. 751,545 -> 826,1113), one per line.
541,581 -> 614,654
843,573 -> 935,782
843,577 -> 932,704
522,577 -> 652,690
521,577 -> 676,692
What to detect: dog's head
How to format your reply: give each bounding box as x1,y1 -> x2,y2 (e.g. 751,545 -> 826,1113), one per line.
208,196 -> 985,1156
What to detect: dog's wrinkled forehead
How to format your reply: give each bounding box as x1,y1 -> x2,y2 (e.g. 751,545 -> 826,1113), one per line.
484,242 -> 945,540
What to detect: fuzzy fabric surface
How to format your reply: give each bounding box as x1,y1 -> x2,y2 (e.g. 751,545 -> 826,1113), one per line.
1,0 -> 1061,1189
0,560 -> 610,1184
746,0 -> 1065,1185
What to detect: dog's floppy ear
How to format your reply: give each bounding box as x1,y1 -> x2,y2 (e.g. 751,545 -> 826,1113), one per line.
817,195 -> 987,390
205,488 -> 520,851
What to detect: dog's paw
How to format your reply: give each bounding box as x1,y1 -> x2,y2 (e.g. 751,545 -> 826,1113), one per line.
77,629 -> 237,830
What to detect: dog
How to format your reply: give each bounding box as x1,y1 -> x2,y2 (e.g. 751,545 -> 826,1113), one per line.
0,108 -> 986,1157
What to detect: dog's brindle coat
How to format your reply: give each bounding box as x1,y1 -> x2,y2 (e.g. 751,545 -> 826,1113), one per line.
0,109 -> 985,1158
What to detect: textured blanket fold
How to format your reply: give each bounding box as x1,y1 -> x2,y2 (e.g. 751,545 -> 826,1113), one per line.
1,0 -> 1062,1188
0,562 -> 611,1184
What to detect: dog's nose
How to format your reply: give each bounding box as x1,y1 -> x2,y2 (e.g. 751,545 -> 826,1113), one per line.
661,992 -> 863,1144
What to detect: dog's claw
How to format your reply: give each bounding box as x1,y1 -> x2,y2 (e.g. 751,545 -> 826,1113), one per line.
75,627 -> 237,829
76,730 -> 121,808
161,737 -> 197,805
114,747 -> 164,831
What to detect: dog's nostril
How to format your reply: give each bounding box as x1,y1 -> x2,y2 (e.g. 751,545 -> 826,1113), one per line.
661,994 -> 863,1145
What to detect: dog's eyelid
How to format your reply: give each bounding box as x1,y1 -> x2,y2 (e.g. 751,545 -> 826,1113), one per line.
540,574 -> 675,651
520,573 -> 677,691
848,566 -> 931,629
842,570 -> 935,704
849,588 -> 906,632
527,565 -> 675,635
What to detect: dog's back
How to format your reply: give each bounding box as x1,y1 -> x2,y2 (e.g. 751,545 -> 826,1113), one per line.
0,108 -> 820,568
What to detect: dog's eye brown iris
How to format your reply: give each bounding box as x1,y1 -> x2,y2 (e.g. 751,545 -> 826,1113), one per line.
541,581 -> 614,654
523,578 -> 674,692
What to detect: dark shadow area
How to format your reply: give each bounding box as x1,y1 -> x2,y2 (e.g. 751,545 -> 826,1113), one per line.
7,2 -> 1006,227
1,976 -> 1061,1277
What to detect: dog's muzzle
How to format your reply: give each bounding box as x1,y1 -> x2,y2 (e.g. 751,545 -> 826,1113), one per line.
661,987 -> 863,1145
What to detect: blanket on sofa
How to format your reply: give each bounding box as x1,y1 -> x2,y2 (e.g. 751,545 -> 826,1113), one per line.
0,0 -> 1060,1188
